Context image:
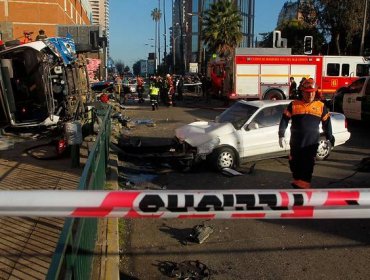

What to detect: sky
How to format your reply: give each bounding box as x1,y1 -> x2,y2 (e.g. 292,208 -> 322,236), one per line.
109,0 -> 287,68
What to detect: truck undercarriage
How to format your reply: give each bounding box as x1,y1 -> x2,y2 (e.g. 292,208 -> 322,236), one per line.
0,38 -> 89,129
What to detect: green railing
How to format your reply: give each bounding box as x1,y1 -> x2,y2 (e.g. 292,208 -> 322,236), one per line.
47,103 -> 112,279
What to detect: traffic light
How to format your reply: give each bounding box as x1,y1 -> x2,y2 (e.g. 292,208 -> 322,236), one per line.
304,36 -> 313,54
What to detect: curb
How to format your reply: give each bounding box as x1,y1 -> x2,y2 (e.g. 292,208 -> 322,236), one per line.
99,152 -> 120,280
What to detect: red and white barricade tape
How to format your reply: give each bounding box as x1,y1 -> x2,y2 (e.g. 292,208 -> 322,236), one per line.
0,189 -> 370,218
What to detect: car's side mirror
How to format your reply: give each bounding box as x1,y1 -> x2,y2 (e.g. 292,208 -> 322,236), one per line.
247,121 -> 259,130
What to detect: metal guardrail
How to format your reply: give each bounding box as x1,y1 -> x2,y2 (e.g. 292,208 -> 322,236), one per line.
46,103 -> 112,279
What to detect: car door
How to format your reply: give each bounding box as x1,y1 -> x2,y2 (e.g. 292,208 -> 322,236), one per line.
343,78 -> 366,120
240,105 -> 288,159
361,80 -> 370,122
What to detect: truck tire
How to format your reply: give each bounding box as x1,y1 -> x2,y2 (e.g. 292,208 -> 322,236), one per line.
264,90 -> 284,100
210,147 -> 236,171
316,139 -> 332,161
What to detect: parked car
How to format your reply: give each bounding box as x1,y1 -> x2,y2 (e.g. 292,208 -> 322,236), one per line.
174,100 -> 351,171
332,76 -> 370,121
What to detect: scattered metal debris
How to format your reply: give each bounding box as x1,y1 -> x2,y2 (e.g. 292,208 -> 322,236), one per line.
0,138 -> 14,151
187,224 -> 214,244
158,260 -> 211,280
135,119 -> 156,127
221,168 -> 243,176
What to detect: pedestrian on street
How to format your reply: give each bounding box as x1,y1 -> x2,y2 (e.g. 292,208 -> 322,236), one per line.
35,29 -> 47,41
295,77 -> 307,100
166,74 -> 175,106
137,75 -> 145,103
278,78 -> 335,189
115,75 -> 123,104
176,76 -> 184,101
289,77 -> 297,99
149,77 -> 160,111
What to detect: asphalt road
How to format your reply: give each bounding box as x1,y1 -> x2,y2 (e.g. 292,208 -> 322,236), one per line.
115,98 -> 370,280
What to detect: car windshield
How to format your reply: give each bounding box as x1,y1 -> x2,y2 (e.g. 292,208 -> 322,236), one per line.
216,102 -> 258,129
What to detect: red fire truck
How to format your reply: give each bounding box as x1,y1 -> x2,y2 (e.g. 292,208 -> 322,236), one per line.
209,48 -> 370,100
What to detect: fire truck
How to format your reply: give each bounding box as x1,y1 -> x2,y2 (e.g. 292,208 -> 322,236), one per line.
209,48 -> 370,100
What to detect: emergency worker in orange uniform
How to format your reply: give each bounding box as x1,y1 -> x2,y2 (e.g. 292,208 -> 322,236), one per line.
278,78 -> 335,189
166,74 -> 175,106
137,75 -> 145,103
21,31 -> 33,44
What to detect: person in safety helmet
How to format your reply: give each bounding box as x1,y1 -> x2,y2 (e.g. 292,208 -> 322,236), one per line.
278,78 -> 335,189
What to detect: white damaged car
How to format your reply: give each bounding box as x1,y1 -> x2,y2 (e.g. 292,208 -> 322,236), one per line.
174,100 -> 351,171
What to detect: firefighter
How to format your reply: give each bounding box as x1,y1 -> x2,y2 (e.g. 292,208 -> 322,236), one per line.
21,31 -> 33,44
149,77 -> 160,111
166,74 -> 175,106
278,78 -> 335,189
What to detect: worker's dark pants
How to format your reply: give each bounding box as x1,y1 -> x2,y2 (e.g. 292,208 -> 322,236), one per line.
150,94 -> 159,110
137,86 -> 144,101
289,144 -> 318,183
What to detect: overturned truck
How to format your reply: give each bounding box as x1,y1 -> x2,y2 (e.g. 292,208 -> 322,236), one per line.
0,37 -> 90,128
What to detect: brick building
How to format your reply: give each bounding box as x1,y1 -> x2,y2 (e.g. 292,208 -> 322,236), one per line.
0,0 -> 92,41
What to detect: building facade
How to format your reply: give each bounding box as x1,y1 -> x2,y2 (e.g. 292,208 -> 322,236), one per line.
0,0 -> 92,41
172,0 -> 255,73
89,0 -> 109,38
277,0 -> 313,27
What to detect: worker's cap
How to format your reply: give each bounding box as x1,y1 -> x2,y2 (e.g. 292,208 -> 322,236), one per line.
301,78 -> 317,92
166,74 -> 171,77
23,31 -> 33,35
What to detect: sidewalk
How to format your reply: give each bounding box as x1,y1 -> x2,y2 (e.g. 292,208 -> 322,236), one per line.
0,134 -> 85,279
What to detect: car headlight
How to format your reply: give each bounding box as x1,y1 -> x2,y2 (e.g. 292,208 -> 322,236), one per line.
197,138 -> 220,155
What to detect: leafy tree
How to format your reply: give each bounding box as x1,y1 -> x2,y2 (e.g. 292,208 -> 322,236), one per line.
124,66 -> 130,73
309,0 -> 365,55
277,19 -> 325,54
202,0 -> 242,58
133,61 -> 141,76
115,60 -> 125,74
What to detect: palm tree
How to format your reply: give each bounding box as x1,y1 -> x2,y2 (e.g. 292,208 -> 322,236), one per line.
202,1 -> 242,102
151,7 -> 162,72
202,0 -> 242,58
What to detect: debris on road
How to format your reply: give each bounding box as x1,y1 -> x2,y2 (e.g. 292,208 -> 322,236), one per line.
187,224 -> 214,244
221,168 -> 243,176
158,260 -> 211,280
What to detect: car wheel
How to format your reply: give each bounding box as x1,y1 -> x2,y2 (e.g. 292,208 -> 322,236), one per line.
316,139 -> 332,161
264,90 -> 284,100
211,147 -> 236,171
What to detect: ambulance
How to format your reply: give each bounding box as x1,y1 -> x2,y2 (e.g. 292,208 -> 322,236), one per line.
209,48 -> 370,101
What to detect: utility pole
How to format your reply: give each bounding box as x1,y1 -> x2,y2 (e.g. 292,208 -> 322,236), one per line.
163,0 -> 167,72
158,0 -> 161,71
198,0 -> 204,74
360,0 -> 368,55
